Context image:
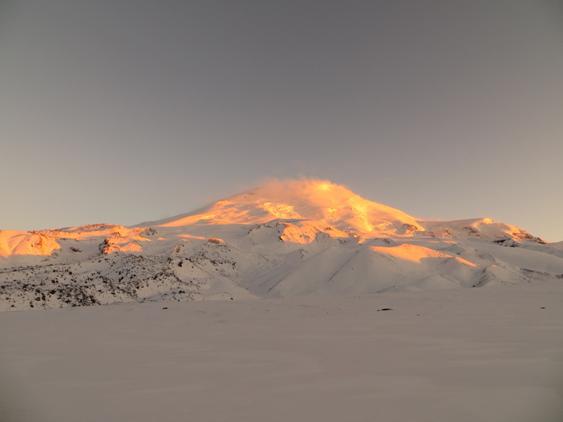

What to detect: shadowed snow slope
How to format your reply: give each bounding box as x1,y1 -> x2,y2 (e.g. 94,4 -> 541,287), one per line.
0,179 -> 561,310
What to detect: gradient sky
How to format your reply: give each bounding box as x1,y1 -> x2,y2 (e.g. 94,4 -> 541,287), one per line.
1,0 -> 562,240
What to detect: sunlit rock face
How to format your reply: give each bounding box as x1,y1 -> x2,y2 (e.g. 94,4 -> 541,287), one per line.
0,225 -> 153,258
422,218 -> 545,243
159,179 -> 425,239
0,230 -> 61,257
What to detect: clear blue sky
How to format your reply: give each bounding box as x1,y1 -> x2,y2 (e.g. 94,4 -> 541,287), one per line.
1,0 -> 562,241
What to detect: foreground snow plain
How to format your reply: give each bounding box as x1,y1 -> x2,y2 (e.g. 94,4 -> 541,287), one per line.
2,279 -> 563,422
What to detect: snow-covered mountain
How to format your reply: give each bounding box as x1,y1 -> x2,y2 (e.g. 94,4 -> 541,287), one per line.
1,179 -> 562,311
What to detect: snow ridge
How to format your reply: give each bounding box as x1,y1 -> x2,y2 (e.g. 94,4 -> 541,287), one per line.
1,179 -> 561,311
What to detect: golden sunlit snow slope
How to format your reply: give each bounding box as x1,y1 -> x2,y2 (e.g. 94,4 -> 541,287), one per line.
0,230 -> 61,257
159,179 -> 424,238
0,225 -> 152,257
0,179 -> 548,258
1,179 -> 561,311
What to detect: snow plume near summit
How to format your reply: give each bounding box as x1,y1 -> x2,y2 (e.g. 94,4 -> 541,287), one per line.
158,179 -> 424,238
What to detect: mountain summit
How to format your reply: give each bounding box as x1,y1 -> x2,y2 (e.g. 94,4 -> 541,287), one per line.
1,179 -> 561,311
157,179 -> 423,237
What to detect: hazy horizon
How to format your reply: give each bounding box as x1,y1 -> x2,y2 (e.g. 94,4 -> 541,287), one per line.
1,1 -> 562,241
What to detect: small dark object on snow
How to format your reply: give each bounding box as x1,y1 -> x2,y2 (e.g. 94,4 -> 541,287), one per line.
377,307 -> 392,312
162,307 -> 168,310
